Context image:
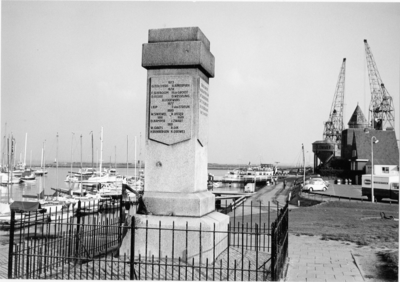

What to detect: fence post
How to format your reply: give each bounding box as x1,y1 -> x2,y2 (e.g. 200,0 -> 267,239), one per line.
119,195 -> 124,244
75,200 -> 82,257
8,210 -> 16,279
130,216 -> 135,280
271,221 -> 276,281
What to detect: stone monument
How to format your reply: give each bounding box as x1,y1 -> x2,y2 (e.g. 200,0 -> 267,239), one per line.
120,27 -> 229,264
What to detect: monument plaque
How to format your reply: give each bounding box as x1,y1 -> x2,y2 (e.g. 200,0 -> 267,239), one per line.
149,76 -> 193,145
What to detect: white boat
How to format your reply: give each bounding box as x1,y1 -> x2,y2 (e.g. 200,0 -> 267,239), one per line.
223,169 -> 244,182
21,169 -> 36,181
0,173 -> 22,184
69,167 -> 96,179
64,174 -> 80,183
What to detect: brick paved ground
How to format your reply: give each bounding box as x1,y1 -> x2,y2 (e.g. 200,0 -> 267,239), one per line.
0,245 -> 9,279
286,234 -> 364,282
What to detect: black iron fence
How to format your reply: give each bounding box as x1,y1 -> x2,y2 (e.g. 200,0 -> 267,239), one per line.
301,191 -> 398,205
8,197 -> 289,281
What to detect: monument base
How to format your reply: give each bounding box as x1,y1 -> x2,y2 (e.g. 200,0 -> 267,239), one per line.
119,211 -> 229,264
143,191 -> 215,217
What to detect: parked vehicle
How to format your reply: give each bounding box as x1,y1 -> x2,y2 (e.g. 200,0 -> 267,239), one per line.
361,174 -> 399,202
302,180 -> 328,192
310,177 -> 330,187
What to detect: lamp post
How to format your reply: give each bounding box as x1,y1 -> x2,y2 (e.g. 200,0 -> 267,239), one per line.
370,136 -> 379,202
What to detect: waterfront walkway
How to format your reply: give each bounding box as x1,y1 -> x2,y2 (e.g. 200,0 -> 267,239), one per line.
285,234 -> 365,282
0,245 -> 8,279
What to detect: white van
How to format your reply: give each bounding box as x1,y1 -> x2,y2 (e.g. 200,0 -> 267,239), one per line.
361,174 -> 399,202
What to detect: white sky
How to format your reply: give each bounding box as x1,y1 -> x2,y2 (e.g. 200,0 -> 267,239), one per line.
1,1 -> 400,166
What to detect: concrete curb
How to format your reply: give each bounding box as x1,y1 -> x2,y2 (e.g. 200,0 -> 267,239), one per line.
351,250 -> 366,281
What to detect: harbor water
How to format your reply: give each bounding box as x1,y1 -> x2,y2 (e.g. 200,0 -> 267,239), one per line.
0,168 -> 248,204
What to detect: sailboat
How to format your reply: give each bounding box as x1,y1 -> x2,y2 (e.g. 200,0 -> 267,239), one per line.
20,133 -> 36,182
35,141 -> 48,176
82,127 -> 114,185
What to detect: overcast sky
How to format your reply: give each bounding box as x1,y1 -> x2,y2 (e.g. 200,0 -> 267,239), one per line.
1,1 -> 399,167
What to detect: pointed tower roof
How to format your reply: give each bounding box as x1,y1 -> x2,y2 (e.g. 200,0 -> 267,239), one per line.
348,104 -> 368,128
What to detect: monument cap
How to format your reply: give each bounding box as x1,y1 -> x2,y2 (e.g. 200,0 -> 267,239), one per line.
142,27 -> 215,78
148,27 -> 210,50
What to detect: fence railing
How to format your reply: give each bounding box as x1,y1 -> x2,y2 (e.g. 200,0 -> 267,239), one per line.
8,197 -> 289,281
302,191 -> 398,205
270,201 -> 289,281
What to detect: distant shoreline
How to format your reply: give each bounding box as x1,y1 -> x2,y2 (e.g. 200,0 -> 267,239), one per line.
31,163 -> 298,170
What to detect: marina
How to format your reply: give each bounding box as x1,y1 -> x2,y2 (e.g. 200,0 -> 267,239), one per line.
1,5 -> 399,281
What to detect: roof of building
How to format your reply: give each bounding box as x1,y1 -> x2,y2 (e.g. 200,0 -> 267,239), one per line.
343,128 -> 399,165
348,105 -> 368,128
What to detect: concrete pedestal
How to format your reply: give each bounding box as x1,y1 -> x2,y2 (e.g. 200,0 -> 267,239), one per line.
120,211 -> 229,264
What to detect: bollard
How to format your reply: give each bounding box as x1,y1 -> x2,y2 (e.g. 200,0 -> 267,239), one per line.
297,200 -> 300,207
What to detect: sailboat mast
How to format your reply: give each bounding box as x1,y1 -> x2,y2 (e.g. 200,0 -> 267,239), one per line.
14,143 -> 17,169
56,133 -> 59,186
126,136 -> 129,176
70,133 -> 74,179
91,131 -> 94,169
43,140 -> 46,171
134,136 -> 137,181
99,127 -> 103,174
139,132 -> 142,171
23,133 -> 27,169
80,135 -> 83,171
40,147 -> 44,169
302,143 -> 305,186
7,137 -> 10,203
80,134 -> 83,195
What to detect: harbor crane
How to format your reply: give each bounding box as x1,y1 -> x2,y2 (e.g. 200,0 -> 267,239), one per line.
364,39 -> 395,130
323,58 -> 346,147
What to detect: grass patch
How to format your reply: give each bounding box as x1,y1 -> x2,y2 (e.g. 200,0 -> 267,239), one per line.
377,250 -> 398,280
289,201 -> 399,247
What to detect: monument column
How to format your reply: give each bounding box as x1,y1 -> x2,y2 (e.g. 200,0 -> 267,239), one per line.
120,27 -> 229,264
142,27 -> 216,217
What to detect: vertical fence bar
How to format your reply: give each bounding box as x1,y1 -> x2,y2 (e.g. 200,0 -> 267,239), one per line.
268,201 -> 270,251
213,223 -> 215,281
7,210 -> 16,279
165,255 -> 168,280
145,220 -> 148,280
259,201 -> 262,250
271,221 -> 276,281
130,216 -> 135,280
205,257 -> 208,281
241,223 -> 244,281
199,222 -> 202,266
233,202 -> 236,247
152,255 -> 154,280
250,201 -> 253,248
178,257 -> 182,281
159,221 -> 161,280
255,223 -> 259,281
172,221 -> 175,279
75,200 -> 82,256
26,245 -> 30,279
185,221 -> 188,281
227,223 -> 230,281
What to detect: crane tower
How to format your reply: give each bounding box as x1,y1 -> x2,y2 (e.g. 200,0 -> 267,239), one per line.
364,39 -> 395,130
323,58 -> 346,147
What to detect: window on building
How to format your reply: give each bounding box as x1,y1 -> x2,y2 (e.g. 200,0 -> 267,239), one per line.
382,167 -> 389,173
